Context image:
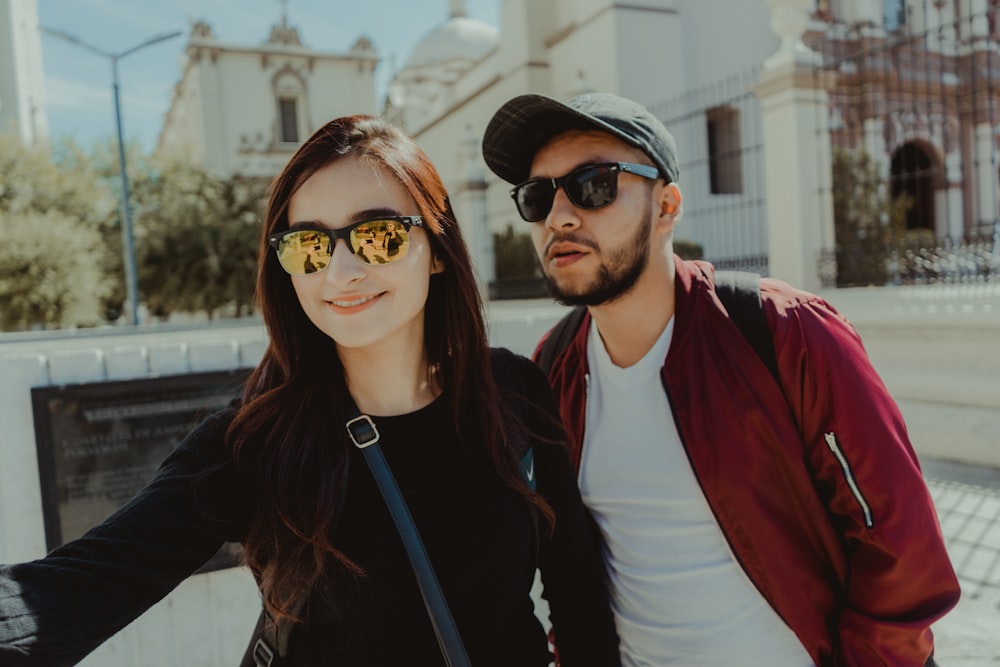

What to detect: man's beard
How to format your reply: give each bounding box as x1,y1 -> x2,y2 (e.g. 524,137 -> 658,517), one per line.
543,208 -> 652,307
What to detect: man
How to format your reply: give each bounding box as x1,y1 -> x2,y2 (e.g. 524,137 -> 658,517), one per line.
481,92 -> 959,666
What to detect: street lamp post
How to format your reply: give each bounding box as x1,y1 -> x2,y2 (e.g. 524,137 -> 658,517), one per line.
40,27 -> 182,326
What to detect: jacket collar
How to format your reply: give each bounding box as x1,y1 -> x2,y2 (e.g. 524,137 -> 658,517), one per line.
564,255 -> 717,371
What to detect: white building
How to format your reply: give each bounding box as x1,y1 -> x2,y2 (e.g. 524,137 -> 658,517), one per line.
0,0 -> 48,143
385,0 -> 783,280
156,13 -> 378,178
386,0 -> 1000,284
810,0 -> 1000,240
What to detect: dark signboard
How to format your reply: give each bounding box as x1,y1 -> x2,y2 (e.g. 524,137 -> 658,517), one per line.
30,369 -> 251,572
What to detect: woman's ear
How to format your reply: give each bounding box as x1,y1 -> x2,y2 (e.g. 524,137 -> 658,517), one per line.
430,253 -> 446,275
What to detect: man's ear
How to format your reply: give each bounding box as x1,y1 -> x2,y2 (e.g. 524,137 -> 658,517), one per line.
656,183 -> 683,233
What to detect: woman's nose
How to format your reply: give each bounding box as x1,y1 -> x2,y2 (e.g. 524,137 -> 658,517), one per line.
323,239 -> 365,285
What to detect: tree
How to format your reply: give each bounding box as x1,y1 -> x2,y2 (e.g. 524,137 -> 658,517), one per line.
0,135 -> 117,331
832,148 -> 912,286
131,162 -> 267,319
493,224 -> 539,279
81,138 -> 166,320
674,239 -> 704,260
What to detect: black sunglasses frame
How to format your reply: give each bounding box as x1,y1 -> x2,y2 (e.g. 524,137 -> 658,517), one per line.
268,215 -> 424,274
510,162 -> 662,223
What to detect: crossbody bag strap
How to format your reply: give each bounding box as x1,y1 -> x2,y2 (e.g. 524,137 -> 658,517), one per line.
346,410 -> 473,667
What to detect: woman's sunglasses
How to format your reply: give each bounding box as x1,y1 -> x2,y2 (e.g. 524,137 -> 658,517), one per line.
268,215 -> 424,275
510,162 -> 661,222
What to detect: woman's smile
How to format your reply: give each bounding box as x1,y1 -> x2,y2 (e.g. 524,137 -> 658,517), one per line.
327,293 -> 383,311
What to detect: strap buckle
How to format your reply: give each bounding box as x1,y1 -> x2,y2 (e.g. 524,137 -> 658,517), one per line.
346,414 -> 380,448
252,638 -> 275,667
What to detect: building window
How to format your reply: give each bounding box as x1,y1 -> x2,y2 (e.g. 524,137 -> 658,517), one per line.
706,106 -> 742,195
278,97 -> 299,143
272,68 -> 308,147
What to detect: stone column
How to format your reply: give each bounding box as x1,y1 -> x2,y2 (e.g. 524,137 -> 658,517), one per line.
966,0 -> 991,43
453,126 -> 495,296
974,122 -> 997,235
945,150 -> 965,239
755,0 -> 837,291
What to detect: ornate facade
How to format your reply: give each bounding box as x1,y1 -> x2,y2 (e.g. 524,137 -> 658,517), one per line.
809,0 -> 1000,237
157,14 -> 377,178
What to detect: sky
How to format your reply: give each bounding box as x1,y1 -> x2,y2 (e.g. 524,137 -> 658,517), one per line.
36,0 -> 501,152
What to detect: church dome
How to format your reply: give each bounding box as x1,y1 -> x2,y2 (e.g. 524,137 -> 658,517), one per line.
404,15 -> 499,69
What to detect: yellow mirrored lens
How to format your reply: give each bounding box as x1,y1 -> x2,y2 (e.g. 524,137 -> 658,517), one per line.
350,219 -> 408,265
279,230 -> 331,274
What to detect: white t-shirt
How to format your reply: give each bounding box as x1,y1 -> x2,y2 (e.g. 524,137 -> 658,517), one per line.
579,317 -> 814,667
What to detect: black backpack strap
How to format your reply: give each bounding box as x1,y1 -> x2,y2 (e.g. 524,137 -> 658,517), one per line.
534,306 -> 587,375
713,270 -> 780,386
490,348 -> 538,491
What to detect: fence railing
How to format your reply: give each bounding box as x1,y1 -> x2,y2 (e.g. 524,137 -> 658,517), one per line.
837,232 -> 1000,286
649,68 -> 769,275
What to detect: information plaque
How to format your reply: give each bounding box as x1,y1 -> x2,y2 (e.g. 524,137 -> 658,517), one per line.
30,369 -> 251,572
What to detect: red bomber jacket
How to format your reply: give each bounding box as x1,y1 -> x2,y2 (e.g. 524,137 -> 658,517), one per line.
534,258 -> 960,667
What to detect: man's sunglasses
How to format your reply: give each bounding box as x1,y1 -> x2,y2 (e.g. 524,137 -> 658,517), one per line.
510,162 -> 661,222
268,215 -> 424,275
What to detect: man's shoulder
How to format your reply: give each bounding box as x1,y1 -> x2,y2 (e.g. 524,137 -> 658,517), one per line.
757,276 -> 847,327
758,275 -> 824,307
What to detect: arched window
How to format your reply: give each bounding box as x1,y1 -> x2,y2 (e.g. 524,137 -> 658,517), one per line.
273,69 -> 307,145
890,142 -> 936,232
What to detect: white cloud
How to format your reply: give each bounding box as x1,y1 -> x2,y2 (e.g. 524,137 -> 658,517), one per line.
45,75 -> 112,111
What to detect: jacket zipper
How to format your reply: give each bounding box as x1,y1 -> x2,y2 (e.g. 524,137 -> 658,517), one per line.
824,432 -> 875,529
576,372 -> 591,486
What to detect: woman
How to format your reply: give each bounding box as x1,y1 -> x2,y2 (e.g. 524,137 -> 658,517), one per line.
0,116 -> 620,666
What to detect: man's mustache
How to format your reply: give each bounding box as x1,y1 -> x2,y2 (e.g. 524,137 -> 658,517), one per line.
544,233 -> 599,258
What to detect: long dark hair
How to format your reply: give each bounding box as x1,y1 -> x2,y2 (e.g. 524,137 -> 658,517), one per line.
226,115 -> 551,622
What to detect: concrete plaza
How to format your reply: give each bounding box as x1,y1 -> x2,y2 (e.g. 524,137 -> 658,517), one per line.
924,459 -> 1000,665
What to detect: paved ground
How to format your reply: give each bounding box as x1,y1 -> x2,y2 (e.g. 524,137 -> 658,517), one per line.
923,458 -> 1000,665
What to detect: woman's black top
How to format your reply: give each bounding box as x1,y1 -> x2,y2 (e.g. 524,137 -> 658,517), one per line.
0,349 -> 620,666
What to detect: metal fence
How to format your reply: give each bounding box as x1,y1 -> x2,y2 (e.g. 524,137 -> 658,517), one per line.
649,68 -> 770,276
809,1 -> 1000,286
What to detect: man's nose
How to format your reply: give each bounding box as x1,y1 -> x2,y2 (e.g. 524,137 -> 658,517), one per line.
545,186 -> 583,231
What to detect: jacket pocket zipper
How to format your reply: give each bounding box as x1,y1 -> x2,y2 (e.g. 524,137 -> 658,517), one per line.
824,432 -> 875,529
